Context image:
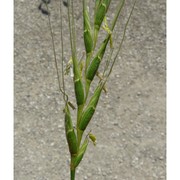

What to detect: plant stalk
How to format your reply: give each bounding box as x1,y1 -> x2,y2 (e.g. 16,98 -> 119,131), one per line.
70,169 -> 75,180
70,156 -> 76,180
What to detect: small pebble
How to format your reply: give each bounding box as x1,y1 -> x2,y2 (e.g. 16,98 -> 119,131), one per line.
159,156 -> 164,160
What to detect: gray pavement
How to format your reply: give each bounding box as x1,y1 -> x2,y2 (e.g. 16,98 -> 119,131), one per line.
14,0 -> 166,179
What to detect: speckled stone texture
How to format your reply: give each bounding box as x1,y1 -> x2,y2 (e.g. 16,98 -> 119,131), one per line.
14,0 -> 166,179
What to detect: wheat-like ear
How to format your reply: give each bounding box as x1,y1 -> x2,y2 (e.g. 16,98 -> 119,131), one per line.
44,1 -> 136,179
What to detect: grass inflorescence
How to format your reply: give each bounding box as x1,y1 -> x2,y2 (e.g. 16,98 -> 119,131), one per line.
43,0 -> 136,179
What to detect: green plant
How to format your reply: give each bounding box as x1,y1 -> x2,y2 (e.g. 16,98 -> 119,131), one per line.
44,0 -> 136,179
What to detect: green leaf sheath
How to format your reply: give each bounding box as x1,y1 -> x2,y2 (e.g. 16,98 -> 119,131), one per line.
84,29 -> 93,55
74,78 -> 84,106
72,55 -> 84,106
78,84 -> 103,131
94,0 -> 111,43
66,129 -> 78,155
83,0 -> 93,55
86,36 -> 110,82
79,107 -> 95,131
72,138 -> 89,169
65,104 -> 78,155
86,56 -> 101,81
94,0 -> 111,31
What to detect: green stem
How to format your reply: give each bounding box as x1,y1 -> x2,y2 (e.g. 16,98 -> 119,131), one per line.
70,168 -> 75,180
70,156 -> 76,180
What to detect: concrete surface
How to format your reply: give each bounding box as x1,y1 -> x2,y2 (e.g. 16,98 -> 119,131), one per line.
14,0 -> 166,179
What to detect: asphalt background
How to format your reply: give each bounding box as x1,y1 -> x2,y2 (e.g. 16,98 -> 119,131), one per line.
14,0 -> 166,179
